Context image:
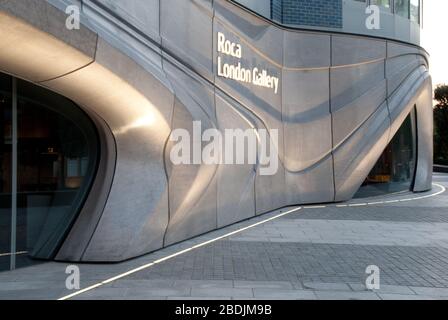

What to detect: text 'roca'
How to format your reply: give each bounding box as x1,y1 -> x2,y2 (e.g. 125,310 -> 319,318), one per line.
216,32 -> 279,94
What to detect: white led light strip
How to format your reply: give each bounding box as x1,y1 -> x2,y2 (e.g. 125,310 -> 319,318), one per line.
58,183 -> 446,300
58,206 -> 303,300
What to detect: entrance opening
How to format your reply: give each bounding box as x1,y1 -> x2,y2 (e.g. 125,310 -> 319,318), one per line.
0,73 -> 98,271
355,110 -> 417,198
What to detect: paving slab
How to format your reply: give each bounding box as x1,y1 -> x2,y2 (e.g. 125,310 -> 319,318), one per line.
253,289 -> 317,300
233,281 -> 294,289
190,287 -> 254,299
302,282 -> 351,291
410,287 -> 448,297
0,174 -> 447,300
315,291 -> 380,300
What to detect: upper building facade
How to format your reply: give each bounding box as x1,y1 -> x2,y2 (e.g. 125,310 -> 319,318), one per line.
236,0 -> 422,44
0,0 -> 432,269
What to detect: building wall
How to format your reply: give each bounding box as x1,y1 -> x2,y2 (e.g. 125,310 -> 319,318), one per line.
234,0 -> 422,45
236,0 -> 271,17
271,0 -> 283,22
0,0 -> 433,262
278,0 -> 343,28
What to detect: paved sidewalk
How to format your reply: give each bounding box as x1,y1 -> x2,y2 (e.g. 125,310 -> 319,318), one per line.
1,173 -> 448,300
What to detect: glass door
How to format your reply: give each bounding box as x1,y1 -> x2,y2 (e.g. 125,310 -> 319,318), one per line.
16,79 -> 98,262
0,72 -> 99,272
355,110 -> 417,198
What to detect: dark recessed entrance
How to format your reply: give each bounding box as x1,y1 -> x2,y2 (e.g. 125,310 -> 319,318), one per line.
355,110 -> 417,198
1,73 -> 98,271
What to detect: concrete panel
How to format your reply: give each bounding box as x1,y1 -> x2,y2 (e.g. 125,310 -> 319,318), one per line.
331,60 -> 385,112
255,161 -> 286,215
387,41 -> 420,58
334,103 -> 391,201
164,99 -> 218,246
386,54 -> 420,94
215,0 -> 283,66
0,2 -> 96,82
332,36 -> 386,67
163,61 -> 218,246
283,69 -> 332,172
283,31 -> 331,68
285,156 -> 334,205
333,79 -> 387,148
95,0 -> 160,40
216,95 -> 256,227
414,77 -> 433,192
161,0 -> 213,81
80,0 -> 165,86
1,0 -> 96,58
418,49 -> 429,66
388,67 -> 425,133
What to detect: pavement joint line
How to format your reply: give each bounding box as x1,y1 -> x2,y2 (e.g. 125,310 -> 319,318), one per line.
58,206 -> 304,300
320,183 -> 445,209
57,183 -> 446,300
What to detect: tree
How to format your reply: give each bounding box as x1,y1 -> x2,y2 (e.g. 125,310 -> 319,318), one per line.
434,85 -> 448,165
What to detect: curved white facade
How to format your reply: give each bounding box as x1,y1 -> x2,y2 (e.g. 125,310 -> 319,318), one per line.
0,0 -> 432,263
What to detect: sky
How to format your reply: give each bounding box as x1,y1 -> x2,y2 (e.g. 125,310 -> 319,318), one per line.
421,0 -> 448,87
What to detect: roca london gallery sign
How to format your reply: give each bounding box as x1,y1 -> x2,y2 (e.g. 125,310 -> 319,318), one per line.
216,32 -> 280,94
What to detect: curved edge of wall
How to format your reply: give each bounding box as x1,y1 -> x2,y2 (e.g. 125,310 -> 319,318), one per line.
0,3 -> 175,262
55,109 -> 117,262
414,76 -> 434,192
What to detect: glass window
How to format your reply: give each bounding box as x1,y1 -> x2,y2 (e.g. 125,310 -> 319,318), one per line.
371,0 -> 391,10
410,0 -> 420,23
355,111 -> 416,198
16,79 -> 99,262
0,72 -> 99,271
394,0 -> 410,18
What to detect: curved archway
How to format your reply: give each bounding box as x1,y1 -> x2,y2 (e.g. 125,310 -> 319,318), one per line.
1,73 -> 99,270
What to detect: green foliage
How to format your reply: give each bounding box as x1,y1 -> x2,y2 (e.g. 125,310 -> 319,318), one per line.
435,85 -> 448,107
434,85 -> 448,164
